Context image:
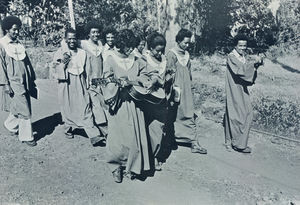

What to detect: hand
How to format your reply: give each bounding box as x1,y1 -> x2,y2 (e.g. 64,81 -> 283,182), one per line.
62,53 -> 71,65
120,79 -> 129,87
255,54 -> 264,64
4,85 -> 14,97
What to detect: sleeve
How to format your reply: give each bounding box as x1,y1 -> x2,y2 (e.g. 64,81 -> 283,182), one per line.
187,59 -> 192,81
227,54 -> 256,83
102,55 -> 118,103
165,51 -> 178,99
24,52 -> 37,89
52,48 -> 67,80
166,51 -> 177,77
0,47 -> 9,85
84,53 -> 92,89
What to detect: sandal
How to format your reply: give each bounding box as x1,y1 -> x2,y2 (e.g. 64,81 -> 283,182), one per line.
232,146 -> 252,153
65,132 -> 74,139
124,171 -> 136,180
112,166 -> 122,183
191,142 -> 207,154
155,159 -> 163,171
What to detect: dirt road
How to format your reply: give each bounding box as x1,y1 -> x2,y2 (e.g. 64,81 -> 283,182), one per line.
0,79 -> 299,205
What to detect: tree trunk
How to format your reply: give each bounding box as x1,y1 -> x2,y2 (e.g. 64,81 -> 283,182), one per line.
68,0 -> 76,29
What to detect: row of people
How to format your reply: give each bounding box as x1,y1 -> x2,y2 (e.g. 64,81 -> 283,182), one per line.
55,23 -> 208,182
0,16 -> 263,184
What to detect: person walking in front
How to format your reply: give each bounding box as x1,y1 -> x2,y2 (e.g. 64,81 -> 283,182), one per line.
165,29 -> 207,154
102,29 -> 150,183
138,32 -> 168,171
223,34 -> 263,153
0,16 -> 37,147
52,28 -> 103,146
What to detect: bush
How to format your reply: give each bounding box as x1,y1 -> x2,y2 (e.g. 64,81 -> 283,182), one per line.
252,97 -> 300,138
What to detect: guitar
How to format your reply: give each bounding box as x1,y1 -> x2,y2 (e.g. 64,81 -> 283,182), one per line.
91,77 -> 165,104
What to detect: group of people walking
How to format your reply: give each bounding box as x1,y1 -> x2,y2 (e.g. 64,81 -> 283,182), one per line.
0,16 -> 263,183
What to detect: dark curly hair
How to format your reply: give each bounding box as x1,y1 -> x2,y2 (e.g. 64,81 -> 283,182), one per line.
233,33 -> 249,45
85,20 -> 102,37
135,34 -> 146,48
114,29 -> 136,53
1,16 -> 22,34
64,28 -> 77,38
175,29 -> 192,43
103,26 -> 116,43
146,31 -> 166,50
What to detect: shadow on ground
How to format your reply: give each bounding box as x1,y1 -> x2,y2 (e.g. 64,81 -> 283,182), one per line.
32,112 -> 63,141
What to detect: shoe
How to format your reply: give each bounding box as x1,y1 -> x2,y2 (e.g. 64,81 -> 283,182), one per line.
223,143 -> 232,152
112,166 -> 122,183
232,146 -> 252,153
90,136 -> 106,147
124,171 -> 136,180
65,132 -> 74,139
155,158 -> 163,171
155,162 -> 163,171
191,142 -> 207,154
23,140 -> 37,147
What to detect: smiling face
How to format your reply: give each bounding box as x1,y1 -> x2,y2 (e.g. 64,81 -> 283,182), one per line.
6,24 -> 20,41
235,40 -> 247,55
66,32 -> 77,50
150,44 -> 165,61
106,33 -> 115,48
137,40 -> 146,54
178,37 -> 191,51
89,28 -> 100,43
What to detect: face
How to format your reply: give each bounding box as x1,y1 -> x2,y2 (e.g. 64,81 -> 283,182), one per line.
178,37 -> 191,51
106,33 -> 115,47
150,45 -> 165,60
66,32 -> 77,50
235,40 -> 247,55
123,46 -> 134,56
89,28 -> 100,43
137,40 -> 146,53
7,24 -> 20,40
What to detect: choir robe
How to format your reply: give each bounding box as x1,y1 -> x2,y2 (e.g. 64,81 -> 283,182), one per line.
52,47 -> 100,138
138,53 -> 167,158
0,36 -> 36,141
166,46 -> 198,143
102,52 -> 150,175
80,40 -> 107,136
101,44 -> 114,63
224,49 -> 257,149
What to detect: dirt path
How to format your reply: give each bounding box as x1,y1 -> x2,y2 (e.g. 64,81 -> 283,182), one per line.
0,79 -> 299,205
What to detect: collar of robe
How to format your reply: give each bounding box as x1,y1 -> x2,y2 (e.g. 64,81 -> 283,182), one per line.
0,36 -> 26,61
66,48 -> 86,75
170,47 -> 190,66
111,51 -> 135,71
132,48 -> 143,58
81,39 -> 103,57
103,44 -> 115,51
232,49 -> 246,64
145,52 -> 167,75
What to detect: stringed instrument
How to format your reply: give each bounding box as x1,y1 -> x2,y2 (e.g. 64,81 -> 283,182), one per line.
91,77 -> 165,104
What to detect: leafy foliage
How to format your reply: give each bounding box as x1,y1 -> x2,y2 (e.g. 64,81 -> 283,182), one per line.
7,0 -> 68,46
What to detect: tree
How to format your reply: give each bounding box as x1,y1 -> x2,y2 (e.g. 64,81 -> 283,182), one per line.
175,0 -> 232,54
276,0 -> 300,49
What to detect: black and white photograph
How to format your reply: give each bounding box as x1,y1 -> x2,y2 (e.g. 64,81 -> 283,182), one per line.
0,0 -> 299,204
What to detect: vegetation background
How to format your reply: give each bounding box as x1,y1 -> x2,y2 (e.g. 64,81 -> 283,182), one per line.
0,0 -> 299,139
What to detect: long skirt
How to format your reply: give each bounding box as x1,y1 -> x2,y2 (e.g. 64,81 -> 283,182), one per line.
106,92 -> 150,174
